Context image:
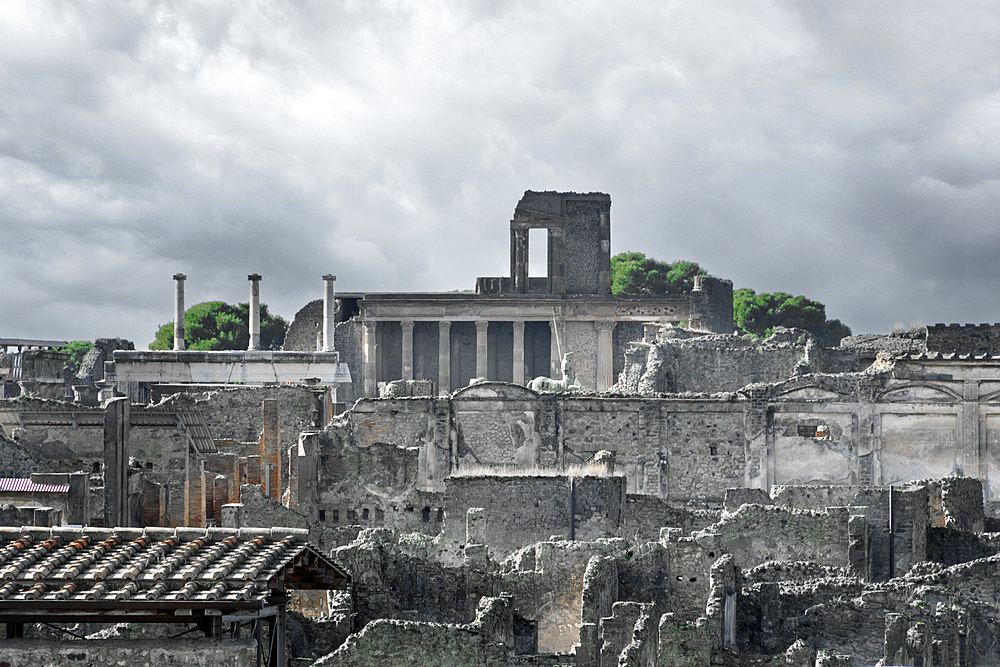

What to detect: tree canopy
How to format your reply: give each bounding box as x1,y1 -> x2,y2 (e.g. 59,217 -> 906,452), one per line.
610,250 -> 851,346
57,341 -> 94,375
611,252 -> 707,295
150,301 -> 288,351
733,288 -> 851,347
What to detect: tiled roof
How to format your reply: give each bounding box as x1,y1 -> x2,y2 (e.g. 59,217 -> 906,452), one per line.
0,478 -> 70,493
0,526 -> 347,610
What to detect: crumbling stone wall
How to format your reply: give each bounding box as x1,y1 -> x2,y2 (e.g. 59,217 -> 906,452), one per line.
0,397 -> 104,476
332,529 -> 493,630
618,328 -> 858,395
442,475 -> 624,559
0,639 -> 256,667
307,420 -> 446,543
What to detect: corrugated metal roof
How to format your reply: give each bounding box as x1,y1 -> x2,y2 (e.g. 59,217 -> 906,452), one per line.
0,479 -> 70,493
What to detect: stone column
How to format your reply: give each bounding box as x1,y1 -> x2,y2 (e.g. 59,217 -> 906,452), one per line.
438,321 -> 451,395
322,274 -> 337,352
247,274 -> 262,350
173,273 -> 186,351
475,320 -> 489,380
595,320 -> 615,391
401,320 -> 415,381
550,318 -> 564,379
513,320 -> 525,385
362,321 -> 377,397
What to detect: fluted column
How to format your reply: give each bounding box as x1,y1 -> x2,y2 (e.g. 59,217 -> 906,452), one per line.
475,320 -> 489,380
401,320 -> 415,381
438,321 -> 451,395
322,274 -> 337,352
247,273 -> 262,350
173,273 -> 186,351
595,320 -> 615,391
513,320 -> 525,385
362,321 -> 377,397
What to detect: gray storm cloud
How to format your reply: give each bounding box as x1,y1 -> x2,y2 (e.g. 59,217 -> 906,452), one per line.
2,0 -> 999,346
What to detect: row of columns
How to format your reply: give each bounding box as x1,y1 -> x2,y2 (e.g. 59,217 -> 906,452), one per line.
363,318 -> 616,396
171,274 -> 338,352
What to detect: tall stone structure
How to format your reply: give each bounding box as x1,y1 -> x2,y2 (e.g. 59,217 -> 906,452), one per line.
285,191 -> 734,401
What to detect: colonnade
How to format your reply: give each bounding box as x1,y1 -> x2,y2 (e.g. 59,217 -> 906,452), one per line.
362,318 -> 617,396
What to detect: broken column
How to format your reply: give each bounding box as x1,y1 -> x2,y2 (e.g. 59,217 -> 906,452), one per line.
103,397 -> 130,528
173,273 -> 186,351
248,273 -> 262,351
322,274 -> 336,352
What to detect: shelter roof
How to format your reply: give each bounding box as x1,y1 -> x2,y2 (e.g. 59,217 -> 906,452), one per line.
0,526 -> 348,620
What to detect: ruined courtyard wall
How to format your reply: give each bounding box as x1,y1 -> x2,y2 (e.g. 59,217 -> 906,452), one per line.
707,505 -> 851,571
311,423 -> 445,540
156,385 -> 323,461
443,475 -> 624,559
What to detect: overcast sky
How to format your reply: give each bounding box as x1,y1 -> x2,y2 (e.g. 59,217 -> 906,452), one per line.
2,1 -> 999,348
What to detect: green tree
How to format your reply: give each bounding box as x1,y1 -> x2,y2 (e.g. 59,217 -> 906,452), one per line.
733,288 -> 851,347
150,301 -> 288,351
57,341 -> 94,375
611,252 -> 707,295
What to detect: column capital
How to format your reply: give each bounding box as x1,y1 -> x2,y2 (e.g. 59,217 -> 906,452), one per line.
594,320 -> 615,332
248,273 -> 262,282
439,320 -> 452,333
401,319 -> 415,332
322,274 -> 337,282
513,320 -> 525,332
173,273 -> 187,281
475,320 -> 489,334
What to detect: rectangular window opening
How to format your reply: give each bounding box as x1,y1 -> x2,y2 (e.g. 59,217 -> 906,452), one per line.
528,228 -> 547,278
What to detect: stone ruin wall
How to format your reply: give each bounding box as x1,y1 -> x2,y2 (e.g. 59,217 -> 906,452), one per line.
619,327 -> 860,394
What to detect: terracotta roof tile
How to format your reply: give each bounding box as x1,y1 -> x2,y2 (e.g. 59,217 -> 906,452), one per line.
0,526 -> 347,610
